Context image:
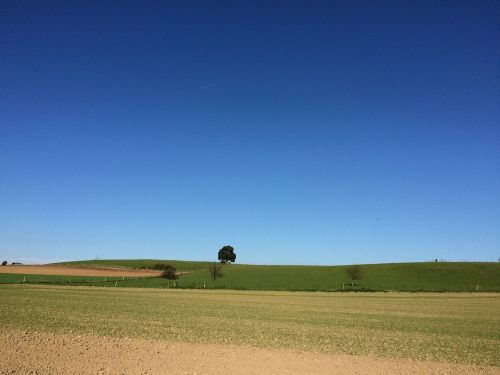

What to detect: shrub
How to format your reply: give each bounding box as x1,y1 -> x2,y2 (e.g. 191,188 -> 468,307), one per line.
345,265 -> 362,286
1,261 -> 7,266
149,263 -> 175,271
160,265 -> 178,280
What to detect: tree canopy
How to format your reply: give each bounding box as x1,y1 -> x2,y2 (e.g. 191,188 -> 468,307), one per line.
218,245 -> 236,264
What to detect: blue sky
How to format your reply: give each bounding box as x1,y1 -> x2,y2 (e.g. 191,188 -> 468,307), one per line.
1,1 -> 499,265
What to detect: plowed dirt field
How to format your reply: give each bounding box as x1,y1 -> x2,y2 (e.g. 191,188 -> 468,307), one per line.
1,329 -> 498,375
0,265 -> 160,277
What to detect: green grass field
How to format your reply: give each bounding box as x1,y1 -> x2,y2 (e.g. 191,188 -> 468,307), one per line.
0,285 -> 499,366
0,273 -> 134,286
47,260 -> 500,292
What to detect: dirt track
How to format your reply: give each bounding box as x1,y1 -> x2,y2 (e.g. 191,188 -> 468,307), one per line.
0,330 -> 498,375
0,265 -> 161,277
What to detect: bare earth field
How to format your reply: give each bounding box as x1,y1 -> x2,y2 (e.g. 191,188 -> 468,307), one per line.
1,329 -> 498,375
0,265 -> 160,277
1,285 -> 499,374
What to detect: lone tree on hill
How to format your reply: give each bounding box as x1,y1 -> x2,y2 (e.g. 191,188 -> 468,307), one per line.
218,245 -> 236,264
345,265 -> 362,287
1,261 -> 7,266
208,263 -> 223,282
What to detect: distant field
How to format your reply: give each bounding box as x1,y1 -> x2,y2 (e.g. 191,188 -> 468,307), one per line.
43,260 -> 500,292
1,285 -> 499,367
0,273 -> 140,286
0,265 -> 160,277
55,259 -> 212,271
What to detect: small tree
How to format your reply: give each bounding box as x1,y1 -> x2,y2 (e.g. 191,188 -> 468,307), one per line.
208,263 -> 223,282
160,265 -> 178,280
218,245 -> 236,264
1,261 -> 7,266
345,265 -> 362,287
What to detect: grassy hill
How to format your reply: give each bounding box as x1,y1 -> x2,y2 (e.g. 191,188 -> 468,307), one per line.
49,260 -> 500,292
56,259 -> 212,271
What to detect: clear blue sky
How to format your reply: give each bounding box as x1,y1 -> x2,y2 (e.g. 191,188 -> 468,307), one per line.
1,1 -> 499,265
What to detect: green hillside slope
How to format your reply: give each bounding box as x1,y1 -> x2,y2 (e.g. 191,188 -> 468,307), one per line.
48,260 -> 500,292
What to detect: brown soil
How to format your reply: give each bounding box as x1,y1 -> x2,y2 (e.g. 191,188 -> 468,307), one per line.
0,330 -> 498,375
0,265 -> 161,277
